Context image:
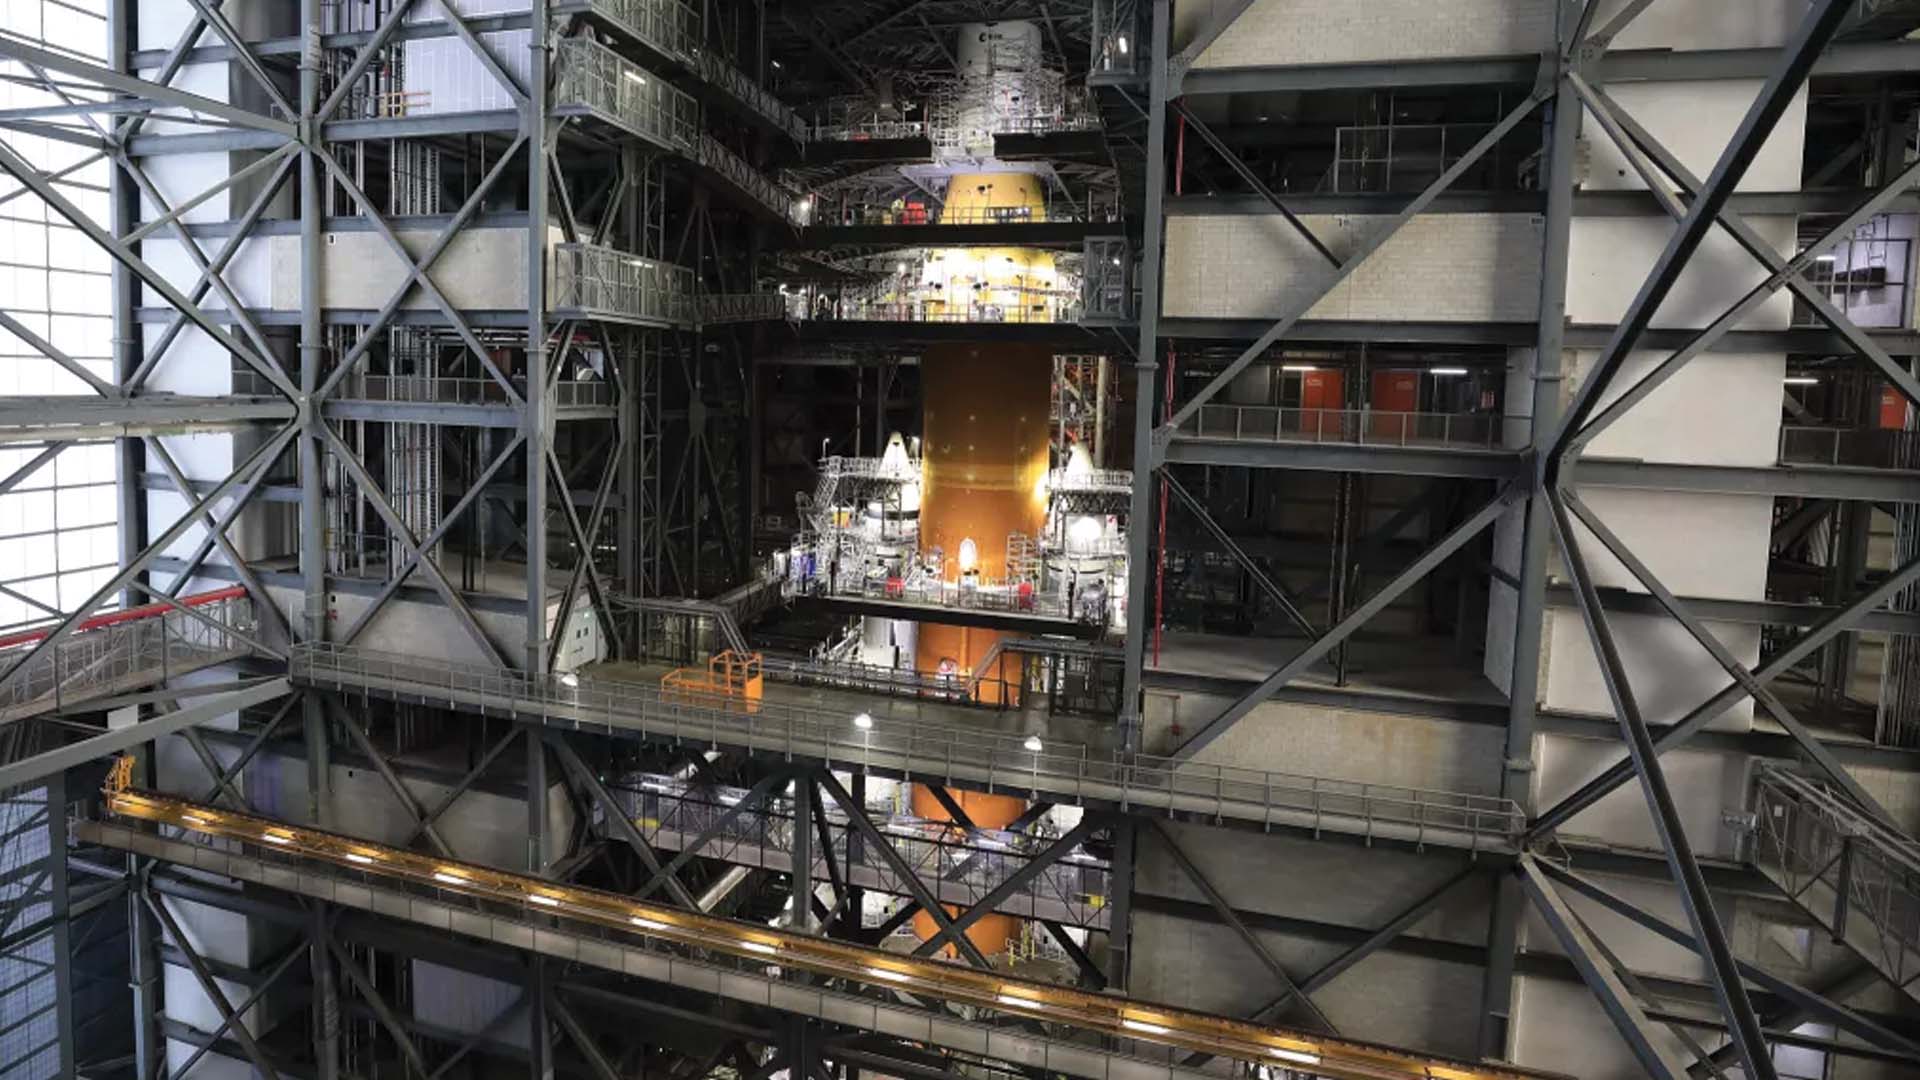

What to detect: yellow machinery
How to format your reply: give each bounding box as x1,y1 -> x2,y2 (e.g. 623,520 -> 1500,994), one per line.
660,650 -> 764,713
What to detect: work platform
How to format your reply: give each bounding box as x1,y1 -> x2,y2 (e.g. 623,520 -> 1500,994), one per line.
291,644 -> 1525,853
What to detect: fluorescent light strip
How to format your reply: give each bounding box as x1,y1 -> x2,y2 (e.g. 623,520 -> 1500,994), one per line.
996,993 -> 1042,1009
344,853 -> 375,865
624,70 -> 647,85
1429,367 -> 1469,376
528,894 -> 560,907
741,941 -> 778,956
630,916 -> 668,931
260,833 -> 291,845
865,967 -> 912,983
1122,1020 -> 1171,1036
1269,1048 -> 1319,1065
433,872 -> 466,885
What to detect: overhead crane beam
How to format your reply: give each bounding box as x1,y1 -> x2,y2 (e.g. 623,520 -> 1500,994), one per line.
92,780 -> 1563,1080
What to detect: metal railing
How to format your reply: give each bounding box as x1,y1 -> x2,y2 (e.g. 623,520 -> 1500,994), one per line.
1048,467 -> 1133,495
1330,122 -> 1515,194
1778,425 -> 1920,469
785,569 -> 1091,624
551,243 -> 697,325
694,53 -> 809,143
811,118 -> 928,143
805,296 -> 1084,325
290,642 -> 1526,850
553,36 -> 699,152
819,454 -> 920,483
610,773 -> 1110,927
694,135 -> 803,225
1750,764 -> 1920,998
0,595 -> 255,722
1178,405 -> 1526,451
582,0 -> 700,63
700,292 -> 787,325
798,200 -> 1121,228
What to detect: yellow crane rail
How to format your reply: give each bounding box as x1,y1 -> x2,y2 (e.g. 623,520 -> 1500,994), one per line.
101,773 -> 1564,1080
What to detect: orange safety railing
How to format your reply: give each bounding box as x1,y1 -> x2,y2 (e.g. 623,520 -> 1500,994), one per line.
660,649 -> 764,713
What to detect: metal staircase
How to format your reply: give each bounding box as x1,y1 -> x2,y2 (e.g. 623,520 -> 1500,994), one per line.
1748,763 -> 1920,1005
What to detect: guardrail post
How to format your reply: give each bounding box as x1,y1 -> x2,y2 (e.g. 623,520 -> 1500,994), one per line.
1831,834 -> 1854,944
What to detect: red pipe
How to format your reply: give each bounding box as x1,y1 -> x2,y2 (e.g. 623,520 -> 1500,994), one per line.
0,587 -> 247,651
1154,117 -> 1185,666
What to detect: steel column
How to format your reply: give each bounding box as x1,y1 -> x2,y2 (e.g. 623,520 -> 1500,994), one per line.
1119,0 -> 1170,736
790,768 -> 815,932
526,0 -> 552,675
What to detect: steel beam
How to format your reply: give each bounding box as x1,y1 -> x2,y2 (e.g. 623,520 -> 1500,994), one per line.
0,138 -> 296,399
1577,458 -> 1920,503
1119,2 -> 1171,738
1149,822 -> 1336,1033
1547,491 -> 1777,1080
544,733 -> 700,909
1548,0 -> 1856,471
337,433 -> 526,648
1163,89 -> 1545,432
909,817 -> 1096,959
0,312 -> 115,397
408,727 -> 524,849
333,701 -> 457,859
1530,550 -> 1920,837
633,769 -> 790,902
1162,473 -> 1315,636
1173,489 -> 1511,760
548,989 -> 623,1080
0,34 -> 293,136
1163,437 -> 1520,479
319,424 -> 510,667
326,927 -> 434,1076
1517,857 -> 1687,1079
817,771 -> 992,969
1540,860 -> 1920,1060
0,679 -> 290,790
1562,489 -> 1899,828
144,888 -> 283,1079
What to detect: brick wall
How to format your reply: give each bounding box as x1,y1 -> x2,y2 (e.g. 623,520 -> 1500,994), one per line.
1186,0 -> 1553,69
1162,213 -> 1545,323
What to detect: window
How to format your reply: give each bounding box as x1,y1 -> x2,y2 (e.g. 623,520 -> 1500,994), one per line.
0,0 -> 117,634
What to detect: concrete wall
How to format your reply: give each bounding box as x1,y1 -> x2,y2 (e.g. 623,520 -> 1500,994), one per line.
1162,214 -> 1543,323
1178,0 -> 1553,69
267,583 -> 526,669
1177,0 -> 1796,69
1144,692 -> 1506,797
1130,822 -> 1494,1059
266,227 -> 545,313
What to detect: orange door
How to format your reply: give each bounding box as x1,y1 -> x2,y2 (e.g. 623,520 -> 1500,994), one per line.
1300,370 -> 1344,437
1370,370 -> 1419,440
1880,384 -> 1912,430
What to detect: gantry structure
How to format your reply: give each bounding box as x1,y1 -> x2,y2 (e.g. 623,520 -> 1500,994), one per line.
1,1 -> 1919,1079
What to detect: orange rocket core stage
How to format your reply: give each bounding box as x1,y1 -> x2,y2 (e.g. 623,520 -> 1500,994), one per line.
910,785 -> 1026,958
912,342 -> 1050,701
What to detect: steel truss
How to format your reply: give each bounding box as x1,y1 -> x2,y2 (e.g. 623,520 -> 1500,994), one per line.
1118,0 -> 1920,1073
